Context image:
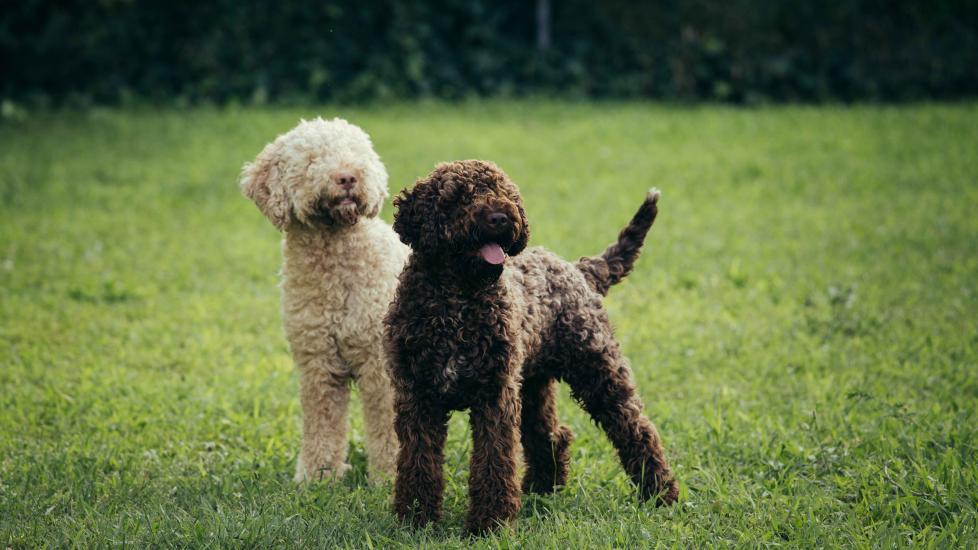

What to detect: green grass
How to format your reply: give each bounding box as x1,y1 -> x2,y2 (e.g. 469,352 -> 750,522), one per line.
2,101 -> 977,548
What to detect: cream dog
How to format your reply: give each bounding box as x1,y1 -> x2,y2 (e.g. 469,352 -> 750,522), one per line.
240,118 -> 408,482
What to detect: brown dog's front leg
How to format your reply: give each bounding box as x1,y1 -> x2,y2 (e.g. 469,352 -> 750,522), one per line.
465,383 -> 522,534
393,398 -> 449,527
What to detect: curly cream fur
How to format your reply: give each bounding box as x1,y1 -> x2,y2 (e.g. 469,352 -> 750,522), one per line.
240,118 -> 408,482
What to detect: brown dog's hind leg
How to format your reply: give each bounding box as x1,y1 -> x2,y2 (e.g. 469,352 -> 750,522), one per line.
392,399 -> 449,527
520,376 -> 574,494
563,345 -> 678,506
466,382 -> 523,534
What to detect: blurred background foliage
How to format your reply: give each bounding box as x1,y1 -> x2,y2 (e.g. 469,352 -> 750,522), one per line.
2,0 -> 977,106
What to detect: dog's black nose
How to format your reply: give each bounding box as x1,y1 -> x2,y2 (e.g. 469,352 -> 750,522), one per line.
333,172 -> 358,191
485,212 -> 509,229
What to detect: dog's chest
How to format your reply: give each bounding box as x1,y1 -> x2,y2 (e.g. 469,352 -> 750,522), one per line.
397,286 -> 520,404
279,232 -> 403,354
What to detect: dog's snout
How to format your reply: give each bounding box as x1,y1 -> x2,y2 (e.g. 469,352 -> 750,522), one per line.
332,171 -> 358,191
484,212 -> 509,230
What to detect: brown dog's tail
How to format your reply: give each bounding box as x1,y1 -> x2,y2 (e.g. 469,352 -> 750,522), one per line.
576,189 -> 660,296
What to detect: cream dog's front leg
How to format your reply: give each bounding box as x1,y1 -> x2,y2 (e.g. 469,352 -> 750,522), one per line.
294,354 -> 352,483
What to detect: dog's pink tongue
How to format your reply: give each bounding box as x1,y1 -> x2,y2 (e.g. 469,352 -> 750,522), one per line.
479,243 -> 505,265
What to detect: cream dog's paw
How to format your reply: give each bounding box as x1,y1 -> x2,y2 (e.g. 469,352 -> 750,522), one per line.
294,458 -> 352,484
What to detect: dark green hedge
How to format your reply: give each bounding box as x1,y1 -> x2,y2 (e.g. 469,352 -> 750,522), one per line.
2,0 -> 977,104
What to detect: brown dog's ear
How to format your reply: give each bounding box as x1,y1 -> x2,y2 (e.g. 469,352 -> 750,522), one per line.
508,202 -> 530,256
240,142 -> 291,230
392,185 -> 422,248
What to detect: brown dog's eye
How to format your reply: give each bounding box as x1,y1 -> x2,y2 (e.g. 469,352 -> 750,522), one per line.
440,183 -> 472,206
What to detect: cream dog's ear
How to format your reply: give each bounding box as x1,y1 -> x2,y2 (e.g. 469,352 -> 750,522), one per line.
240,141 -> 292,230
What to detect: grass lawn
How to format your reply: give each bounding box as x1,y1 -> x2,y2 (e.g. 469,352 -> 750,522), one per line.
1,101 -> 977,548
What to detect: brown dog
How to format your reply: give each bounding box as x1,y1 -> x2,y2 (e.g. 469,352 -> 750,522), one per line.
385,160 -> 678,534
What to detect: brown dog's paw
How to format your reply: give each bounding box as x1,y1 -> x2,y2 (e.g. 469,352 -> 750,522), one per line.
652,476 -> 679,506
464,515 -> 508,537
637,470 -> 679,506
396,501 -> 442,529
464,496 -> 520,536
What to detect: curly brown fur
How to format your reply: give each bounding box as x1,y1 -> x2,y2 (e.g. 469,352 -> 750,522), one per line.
385,160 -> 678,534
